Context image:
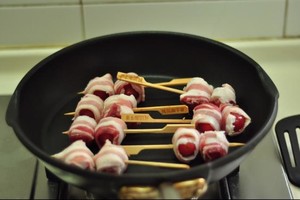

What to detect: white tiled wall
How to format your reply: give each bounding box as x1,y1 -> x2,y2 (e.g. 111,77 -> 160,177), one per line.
0,5 -> 83,47
0,0 -> 299,48
285,0 -> 300,37
83,0 -> 285,40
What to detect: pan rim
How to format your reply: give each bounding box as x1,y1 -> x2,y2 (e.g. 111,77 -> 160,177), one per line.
6,30 -> 279,185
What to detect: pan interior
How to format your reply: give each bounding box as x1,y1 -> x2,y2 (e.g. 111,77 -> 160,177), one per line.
15,32 -> 275,176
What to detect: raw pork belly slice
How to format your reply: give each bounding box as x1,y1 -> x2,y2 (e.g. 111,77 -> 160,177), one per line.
172,128 -> 200,163
114,72 -> 145,104
180,77 -> 214,110
66,115 -> 97,143
93,140 -> 128,175
102,94 -> 137,118
210,83 -> 236,106
83,73 -> 115,101
192,103 -> 222,133
94,117 -> 127,148
221,105 -> 251,136
199,131 -> 229,162
52,140 -> 95,171
74,94 -> 104,123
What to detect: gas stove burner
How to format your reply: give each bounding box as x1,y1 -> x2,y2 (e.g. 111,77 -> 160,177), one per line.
36,164 -> 239,199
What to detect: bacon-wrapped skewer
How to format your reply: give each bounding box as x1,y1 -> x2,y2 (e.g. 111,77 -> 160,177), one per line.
73,94 -> 104,123
64,115 -> 97,143
94,140 -> 129,175
114,72 -> 145,104
102,94 -> 137,118
52,140 -> 95,171
221,105 -> 251,136
82,73 -> 115,101
199,131 -> 229,162
192,103 -> 222,133
180,77 -> 214,110
210,83 -> 236,106
172,128 -> 200,163
94,117 -> 127,148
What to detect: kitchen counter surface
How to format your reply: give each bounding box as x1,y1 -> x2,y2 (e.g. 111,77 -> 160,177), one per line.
1,37 -> 300,198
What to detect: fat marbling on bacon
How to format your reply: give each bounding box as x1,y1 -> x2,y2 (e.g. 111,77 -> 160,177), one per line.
52,140 -> 95,171
210,83 -> 236,106
221,104 -> 251,136
66,115 -> 97,143
192,103 -> 222,133
172,128 -> 200,163
82,73 -> 115,101
73,93 -> 104,123
114,72 -> 145,104
180,77 -> 214,110
94,117 -> 127,148
199,131 -> 229,162
102,94 -> 137,118
93,140 -> 129,175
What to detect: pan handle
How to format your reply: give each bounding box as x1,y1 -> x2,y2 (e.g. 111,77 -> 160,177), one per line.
118,178 -> 208,199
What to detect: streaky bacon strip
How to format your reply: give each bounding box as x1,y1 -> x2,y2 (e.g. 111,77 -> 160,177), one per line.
210,83 -> 236,106
83,73 -> 115,101
52,140 -> 95,171
66,115 -> 97,143
199,131 -> 229,162
221,105 -> 251,136
192,103 -> 222,133
114,72 -> 145,104
74,94 -> 104,123
172,128 -> 200,163
102,94 -> 137,118
94,117 -> 127,148
93,140 -> 129,175
180,77 -> 214,110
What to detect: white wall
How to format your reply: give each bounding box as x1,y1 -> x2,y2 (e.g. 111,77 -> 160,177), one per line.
0,0 -> 299,48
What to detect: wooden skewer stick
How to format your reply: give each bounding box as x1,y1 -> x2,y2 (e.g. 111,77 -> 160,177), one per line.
125,160 -> 190,169
121,113 -> 192,124
77,77 -> 191,94
64,104 -> 189,116
62,124 -> 195,135
64,112 -> 76,116
117,72 -> 185,94
153,78 -> 192,86
133,104 -> 189,115
123,143 -> 245,156
124,124 -> 195,134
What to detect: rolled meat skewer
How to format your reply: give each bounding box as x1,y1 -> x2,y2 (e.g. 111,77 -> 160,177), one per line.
114,72 -> 145,104
81,73 -> 115,101
64,115 -> 97,143
180,77 -> 214,110
94,140 -> 129,175
102,94 -> 137,118
192,103 -> 222,133
73,94 -> 104,123
52,140 -> 95,171
210,83 -> 236,106
172,128 -> 200,163
221,105 -> 251,136
94,117 -> 127,148
199,131 -> 229,162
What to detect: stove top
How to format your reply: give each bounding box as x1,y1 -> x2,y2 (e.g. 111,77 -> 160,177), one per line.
0,95 -> 292,199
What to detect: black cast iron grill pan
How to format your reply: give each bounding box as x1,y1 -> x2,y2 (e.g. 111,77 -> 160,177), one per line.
6,31 -> 278,198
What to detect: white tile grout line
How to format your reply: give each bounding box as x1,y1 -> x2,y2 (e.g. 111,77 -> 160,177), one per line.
282,0 -> 289,38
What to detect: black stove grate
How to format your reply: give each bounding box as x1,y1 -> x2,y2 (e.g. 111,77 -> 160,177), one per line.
38,166 -> 239,199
